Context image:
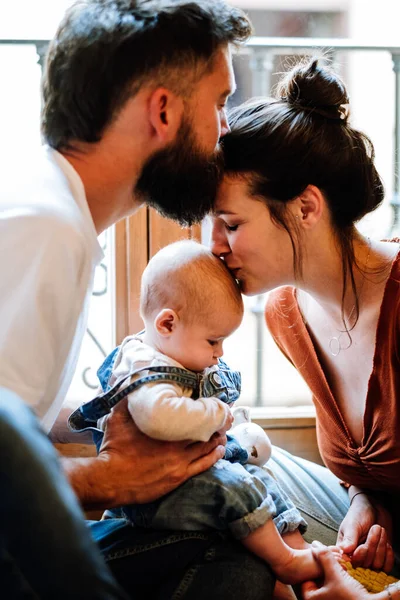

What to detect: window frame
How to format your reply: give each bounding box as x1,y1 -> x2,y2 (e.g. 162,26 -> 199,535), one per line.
114,208 -> 201,342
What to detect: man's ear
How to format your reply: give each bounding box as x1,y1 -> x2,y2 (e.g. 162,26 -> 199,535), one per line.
291,184 -> 325,229
154,308 -> 179,336
148,88 -> 184,144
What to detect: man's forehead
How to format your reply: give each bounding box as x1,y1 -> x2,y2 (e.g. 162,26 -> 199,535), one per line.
215,46 -> 236,90
200,45 -> 236,94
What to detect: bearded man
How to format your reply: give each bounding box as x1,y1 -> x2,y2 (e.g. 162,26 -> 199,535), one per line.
0,2 -> 274,599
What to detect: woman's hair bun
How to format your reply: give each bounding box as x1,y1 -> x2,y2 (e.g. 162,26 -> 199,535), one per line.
276,58 -> 349,122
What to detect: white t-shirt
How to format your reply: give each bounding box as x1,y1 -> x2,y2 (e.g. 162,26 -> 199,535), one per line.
0,146 -> 103,431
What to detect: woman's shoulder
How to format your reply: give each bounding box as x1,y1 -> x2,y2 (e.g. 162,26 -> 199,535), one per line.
265,286 -> 297,320
387,240 -> 400,283
264,286 -> 304,345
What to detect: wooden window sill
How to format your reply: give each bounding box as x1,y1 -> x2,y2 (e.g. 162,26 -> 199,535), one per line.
250,405 -> 316,430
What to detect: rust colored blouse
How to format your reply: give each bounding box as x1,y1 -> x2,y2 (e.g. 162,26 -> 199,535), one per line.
265,252 -> 400,493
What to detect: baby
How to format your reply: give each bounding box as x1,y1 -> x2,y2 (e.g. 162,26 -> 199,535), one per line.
70,240 -> 323,587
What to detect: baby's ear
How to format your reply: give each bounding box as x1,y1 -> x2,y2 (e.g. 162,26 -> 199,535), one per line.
154,309 -> 179,336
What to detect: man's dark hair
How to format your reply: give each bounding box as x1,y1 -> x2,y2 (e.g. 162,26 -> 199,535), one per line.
41,0 -> 252,150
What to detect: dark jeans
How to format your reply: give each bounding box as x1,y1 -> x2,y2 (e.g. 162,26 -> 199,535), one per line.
0,389 -> 274,599
92,519 -> 274,600
0,388 -> 128,600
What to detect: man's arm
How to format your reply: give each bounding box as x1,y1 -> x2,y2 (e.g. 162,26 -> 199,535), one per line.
62,398 -> 227,510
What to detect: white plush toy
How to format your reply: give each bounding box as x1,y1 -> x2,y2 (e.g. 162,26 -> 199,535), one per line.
231,406 -> 272,467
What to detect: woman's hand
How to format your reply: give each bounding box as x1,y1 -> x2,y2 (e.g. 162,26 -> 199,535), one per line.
64,398 -> 226,509
337,492 -> 394,572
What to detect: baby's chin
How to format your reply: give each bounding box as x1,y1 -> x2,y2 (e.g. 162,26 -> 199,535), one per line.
185,361 -> 217,373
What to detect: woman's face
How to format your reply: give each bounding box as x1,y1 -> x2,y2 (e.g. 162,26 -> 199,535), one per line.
211,176 -> 295,295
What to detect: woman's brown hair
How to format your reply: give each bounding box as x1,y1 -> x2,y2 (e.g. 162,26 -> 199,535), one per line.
222,58 -> 384,327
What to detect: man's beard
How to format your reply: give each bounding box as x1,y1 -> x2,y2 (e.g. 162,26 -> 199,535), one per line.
135,116 -> 223,226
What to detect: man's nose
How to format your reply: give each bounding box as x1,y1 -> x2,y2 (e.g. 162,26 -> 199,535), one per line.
220,111 -> 230,138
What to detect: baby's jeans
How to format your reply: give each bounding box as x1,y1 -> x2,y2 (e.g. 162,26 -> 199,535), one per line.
122,460 -> 307,539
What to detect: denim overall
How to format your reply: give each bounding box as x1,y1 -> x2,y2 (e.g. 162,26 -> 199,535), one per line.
68,348 -> 307,540
69,352 -> 248,464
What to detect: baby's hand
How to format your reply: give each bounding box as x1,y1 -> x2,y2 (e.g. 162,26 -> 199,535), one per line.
217,409 -> 234,436
312,540 -> 352,565
274,547 -> 321,584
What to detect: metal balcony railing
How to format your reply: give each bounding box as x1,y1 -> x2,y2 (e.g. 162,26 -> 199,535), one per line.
245,37 -> 400,224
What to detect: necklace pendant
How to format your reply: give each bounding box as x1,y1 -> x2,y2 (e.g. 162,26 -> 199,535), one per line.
329,336 -> 341,357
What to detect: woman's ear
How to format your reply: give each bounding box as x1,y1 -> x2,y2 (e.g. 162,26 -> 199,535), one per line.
154,309 -> 179,336
292,184 -> 325,229
148,87 -> 184,144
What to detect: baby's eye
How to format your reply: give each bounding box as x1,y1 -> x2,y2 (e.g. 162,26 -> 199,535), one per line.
208,340 -> 217,346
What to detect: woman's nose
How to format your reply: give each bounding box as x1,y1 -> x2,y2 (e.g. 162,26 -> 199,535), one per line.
210,224 -> 230,257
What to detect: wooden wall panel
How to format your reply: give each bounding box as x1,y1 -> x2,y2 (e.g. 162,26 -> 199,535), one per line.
114,219 -> 129,345
266,427 -> 323,466
149,210 -> 191,258
127,208 -> 148,336
115,207 -> 206,344
190,223 -> 202,242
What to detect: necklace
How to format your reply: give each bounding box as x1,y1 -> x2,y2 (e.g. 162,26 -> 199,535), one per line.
328,239 -> 371,357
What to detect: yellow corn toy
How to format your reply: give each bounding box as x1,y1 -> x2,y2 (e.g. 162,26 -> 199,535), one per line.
341,560 -> 399,593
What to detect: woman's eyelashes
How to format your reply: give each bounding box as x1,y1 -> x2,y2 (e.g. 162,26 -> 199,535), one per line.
225,223 -> 239,232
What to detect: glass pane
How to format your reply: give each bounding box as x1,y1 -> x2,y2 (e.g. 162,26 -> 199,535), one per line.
0,1 -> 75,40
66,229 -> 115,406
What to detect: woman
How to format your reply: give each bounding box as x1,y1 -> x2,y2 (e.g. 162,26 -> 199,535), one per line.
211,57 -> 400,590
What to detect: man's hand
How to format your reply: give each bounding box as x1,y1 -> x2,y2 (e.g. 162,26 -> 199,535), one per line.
63,399 -> 226,510
302,546 -> 370,600
302,545 -> 400,600
337,493 -> 394,572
